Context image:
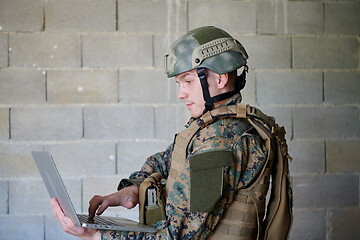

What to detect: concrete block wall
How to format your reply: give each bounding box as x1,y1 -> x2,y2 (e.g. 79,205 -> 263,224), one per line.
0,0 -> 359,239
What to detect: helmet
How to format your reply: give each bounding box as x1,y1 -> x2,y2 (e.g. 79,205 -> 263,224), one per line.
165,26 -> 248,78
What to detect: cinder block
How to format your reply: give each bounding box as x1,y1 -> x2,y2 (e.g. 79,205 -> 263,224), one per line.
292,174 -> 358,208
119,69 -> 170,103
117,140 -> 169,175
44,142 -> 117,177
0,108 -> 9,140
9,33 -> 81,68
0,69 -> 46,104
155,104 -> 190,139
0,143 -> 43,178
325,71 -> 360,104
82,33 -> 152,67
11,106 -> 83,141
118,0 -> 187,33
293,106 -> 359,138
289,209 -> 326,240
325,3 -> 360,35
47,69 -> 118,104
293,36 -> 358,69
326,140 -> 360,173
84,105 -> 155,139
288,140 -> 325,174
9,178 -> 81,214
0,215 -> 44,240
328,208 -> 360,240
258,2 -> 323,34
0,0 -> 43,32
0,181 -> 8,214
189,2 -> 256,33
235,35 -> 291,69
0,33 -> 7,67
9,178 -> 51,215
45,215 -> 79,240
257,70 -> 323,104
83,176 -> 125,214
46,0 -> 116,32
257,106 -> 293,139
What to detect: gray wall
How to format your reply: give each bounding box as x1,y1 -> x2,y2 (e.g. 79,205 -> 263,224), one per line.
0,0 -> 359,239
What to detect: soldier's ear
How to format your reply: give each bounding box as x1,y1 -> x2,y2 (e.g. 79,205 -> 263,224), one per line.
217,73 -> 229,89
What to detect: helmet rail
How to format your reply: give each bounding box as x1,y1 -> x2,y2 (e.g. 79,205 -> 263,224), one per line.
192,37 -> 248,69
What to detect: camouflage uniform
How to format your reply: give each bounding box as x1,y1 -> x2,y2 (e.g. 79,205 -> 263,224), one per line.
101,93 -> 267,240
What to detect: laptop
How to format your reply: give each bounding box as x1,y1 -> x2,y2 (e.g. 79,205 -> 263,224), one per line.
31,151 -> 157,232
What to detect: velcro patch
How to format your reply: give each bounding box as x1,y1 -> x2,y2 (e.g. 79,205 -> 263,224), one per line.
189,150 -> 233,212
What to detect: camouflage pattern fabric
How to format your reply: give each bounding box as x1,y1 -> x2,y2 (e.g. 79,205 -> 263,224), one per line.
101,94 -> 268,240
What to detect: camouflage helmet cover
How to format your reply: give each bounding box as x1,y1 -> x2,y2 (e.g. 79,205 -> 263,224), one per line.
165,26 -> 249,77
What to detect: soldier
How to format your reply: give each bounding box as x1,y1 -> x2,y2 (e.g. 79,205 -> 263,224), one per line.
51,26 -> 292,240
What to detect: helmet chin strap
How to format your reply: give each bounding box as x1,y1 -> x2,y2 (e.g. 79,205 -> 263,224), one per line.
196,68 -> 214,112
196,66 -> 248,113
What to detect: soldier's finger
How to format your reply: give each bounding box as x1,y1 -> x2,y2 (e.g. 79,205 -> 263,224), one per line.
50,198 -> 73,232
62,216 -> 84,235
88,195 -> 103,219
96,200 -> 110,216
50,198 -> 65,223
122,195 -> 136,209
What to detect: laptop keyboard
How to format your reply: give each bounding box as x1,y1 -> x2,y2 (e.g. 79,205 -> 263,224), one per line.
77,214 -> 119,226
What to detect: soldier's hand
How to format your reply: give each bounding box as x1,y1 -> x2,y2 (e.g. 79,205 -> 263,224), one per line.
88,185 -> 139,219
50,198 -> 101,240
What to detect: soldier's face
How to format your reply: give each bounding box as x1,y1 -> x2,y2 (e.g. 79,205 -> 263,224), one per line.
175,69 -> 222,118
175,69 -> 205,118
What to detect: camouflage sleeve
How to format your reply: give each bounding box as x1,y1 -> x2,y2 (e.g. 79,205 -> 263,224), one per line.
100,229 -> 165,240
118,143 -> 174,189
100,219 -> 182,240
236,132 -> 268,188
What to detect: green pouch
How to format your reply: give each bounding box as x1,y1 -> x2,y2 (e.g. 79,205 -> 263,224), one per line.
189,150 -> 233,212
145,205 -> 164,226
139,173 -> 166,226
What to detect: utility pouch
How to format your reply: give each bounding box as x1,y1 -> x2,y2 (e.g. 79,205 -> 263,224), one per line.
139,173 -> 166,226
189,150 -> 233,212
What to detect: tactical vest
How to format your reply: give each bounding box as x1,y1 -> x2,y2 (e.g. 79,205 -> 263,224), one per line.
166,103 -> 293,240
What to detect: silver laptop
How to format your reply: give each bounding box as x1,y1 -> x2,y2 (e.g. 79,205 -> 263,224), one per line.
31,151 -> 156,233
